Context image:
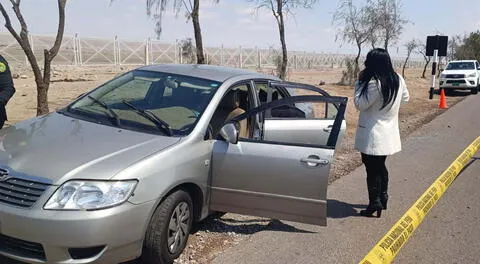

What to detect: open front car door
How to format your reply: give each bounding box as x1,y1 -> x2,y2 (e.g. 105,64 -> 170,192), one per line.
210,84 -> 347,226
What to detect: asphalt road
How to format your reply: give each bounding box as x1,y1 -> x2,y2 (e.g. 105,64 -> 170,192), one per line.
212,93 -> 480,264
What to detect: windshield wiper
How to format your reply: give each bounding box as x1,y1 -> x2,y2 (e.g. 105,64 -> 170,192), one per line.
121,100 -> 172,136
87,96 -> 121,126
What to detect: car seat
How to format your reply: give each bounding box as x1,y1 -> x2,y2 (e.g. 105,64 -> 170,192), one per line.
210,89 -> 248,139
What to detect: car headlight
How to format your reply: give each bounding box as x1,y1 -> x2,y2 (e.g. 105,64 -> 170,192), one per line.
468,72 -> 477,78
44,180 -> 137,210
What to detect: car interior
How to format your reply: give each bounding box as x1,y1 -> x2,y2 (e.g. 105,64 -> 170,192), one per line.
102,77 -> 215,133
145,79 -> 213,114
258,86 -> 306,118
99,78 -> 322,139
210,88 -> 249,139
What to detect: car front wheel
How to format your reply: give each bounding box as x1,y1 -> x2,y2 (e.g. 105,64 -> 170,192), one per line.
141,189 -> 193,264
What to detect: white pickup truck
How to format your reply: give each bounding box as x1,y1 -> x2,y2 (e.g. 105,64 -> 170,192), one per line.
439,60 -> 480,94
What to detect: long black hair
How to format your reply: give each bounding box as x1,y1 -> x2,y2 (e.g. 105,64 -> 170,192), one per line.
359,48 -> 400,110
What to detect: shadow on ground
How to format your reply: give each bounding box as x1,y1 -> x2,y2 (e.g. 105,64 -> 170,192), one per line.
327,199 -> 367,219
191,215 -> 315,235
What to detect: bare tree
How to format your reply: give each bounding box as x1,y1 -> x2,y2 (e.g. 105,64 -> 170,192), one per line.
368,0 -> 408,51
251,0 -> 318,80
417,43 -> 431,78
0,0 -> 67,115
179,38 -> 196,64
368,31 -> 380,49
402,39 -> 418,78
141,0 -> 219,64
364,1 -> 381,49
333,0 -> 374,84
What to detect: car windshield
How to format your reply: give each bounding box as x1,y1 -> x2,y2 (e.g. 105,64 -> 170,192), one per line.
65,69 -> 221,136
446,62 -> 475,70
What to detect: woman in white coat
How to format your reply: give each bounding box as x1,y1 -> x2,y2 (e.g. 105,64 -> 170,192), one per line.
354,48 -> 410,218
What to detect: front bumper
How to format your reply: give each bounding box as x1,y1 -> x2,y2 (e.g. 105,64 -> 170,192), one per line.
0,199 -> 155,263
439,78 -> 478,89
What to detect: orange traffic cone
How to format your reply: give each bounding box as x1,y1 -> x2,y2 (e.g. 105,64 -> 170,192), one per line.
439,88 -> 448,109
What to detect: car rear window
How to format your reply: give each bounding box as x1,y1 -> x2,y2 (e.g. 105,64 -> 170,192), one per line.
446,62 -> 475,70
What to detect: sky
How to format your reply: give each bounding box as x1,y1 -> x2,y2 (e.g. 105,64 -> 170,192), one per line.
1,0 -> 480,57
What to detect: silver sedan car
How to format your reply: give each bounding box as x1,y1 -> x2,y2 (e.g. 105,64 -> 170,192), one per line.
0,64 -> 347,264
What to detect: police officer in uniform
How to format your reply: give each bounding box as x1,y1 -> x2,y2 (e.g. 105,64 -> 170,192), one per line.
0,55 -> 16,129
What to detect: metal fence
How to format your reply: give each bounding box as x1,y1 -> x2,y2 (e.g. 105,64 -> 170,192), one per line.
0,32 -> 425,70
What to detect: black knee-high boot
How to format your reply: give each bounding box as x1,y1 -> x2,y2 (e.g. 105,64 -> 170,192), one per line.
360,153 -> 383,218
379,156 -> 389,210
360,175 -> 383,217
380,181 -> 388,210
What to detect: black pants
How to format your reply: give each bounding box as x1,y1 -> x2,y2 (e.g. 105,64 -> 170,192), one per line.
0,104 -> 6,129
361,153 -> 388,202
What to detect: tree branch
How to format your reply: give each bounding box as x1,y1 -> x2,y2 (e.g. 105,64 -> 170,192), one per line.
1,2 -> 42,83
44,0 -> 67,86
269,0 -> 279,19
48,0 -> 66,58
10,0 -> 27,36
0,3 -> 21,43
182,0 -> 192,15
186,0 -> 193,13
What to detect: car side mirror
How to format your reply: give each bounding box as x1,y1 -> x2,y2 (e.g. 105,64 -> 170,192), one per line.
219,122 -> 239,144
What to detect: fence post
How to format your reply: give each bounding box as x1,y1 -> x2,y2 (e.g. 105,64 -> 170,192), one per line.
73,34 -> 78,66
312,52 -> 316,69
293,54 -> 298,70
258,48 -> 262,69
256,47 -> 260,69
145,37 -> 150,65
239,46 -> 243,68
116,36 -> 121,65
174,39 -> 178,64
178,45 -> 183,64
113,36 -> 117,65
149,38 -> 153,64
78,35 -> 83,66
220,44 -> 224,66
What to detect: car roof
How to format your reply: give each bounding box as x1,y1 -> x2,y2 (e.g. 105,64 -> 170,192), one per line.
137,64 -> 278,82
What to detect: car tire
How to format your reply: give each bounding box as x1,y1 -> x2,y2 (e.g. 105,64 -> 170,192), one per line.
471,88 -> 478,94
141,189 -> 193,264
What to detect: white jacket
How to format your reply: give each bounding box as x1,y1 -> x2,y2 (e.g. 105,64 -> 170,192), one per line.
354,73 -> 409,156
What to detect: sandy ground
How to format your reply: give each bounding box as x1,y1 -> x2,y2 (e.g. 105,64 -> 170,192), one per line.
3,65 -> 468,264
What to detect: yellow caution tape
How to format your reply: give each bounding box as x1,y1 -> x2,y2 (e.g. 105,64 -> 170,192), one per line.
359,136 -> 480,264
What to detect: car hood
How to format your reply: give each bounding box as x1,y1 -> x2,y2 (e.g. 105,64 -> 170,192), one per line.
441,69 -> 477,76
0,112 -> 180,185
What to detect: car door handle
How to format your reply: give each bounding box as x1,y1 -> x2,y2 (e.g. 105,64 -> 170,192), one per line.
301,157 -> 329,167
323,125 -> 333,133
